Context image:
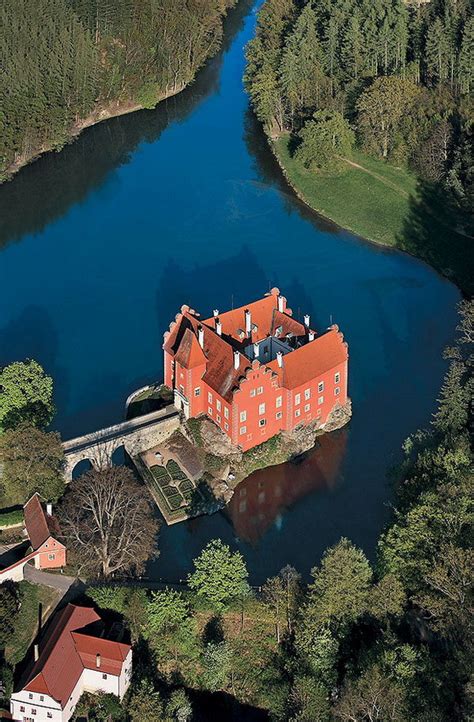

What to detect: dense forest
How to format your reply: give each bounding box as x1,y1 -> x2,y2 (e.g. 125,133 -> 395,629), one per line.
0,0 -> 235,179
1,301 -> 472,719
245,0 -> 473,293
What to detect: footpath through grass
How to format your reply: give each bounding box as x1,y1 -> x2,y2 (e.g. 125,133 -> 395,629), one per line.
273,135 -> 473,295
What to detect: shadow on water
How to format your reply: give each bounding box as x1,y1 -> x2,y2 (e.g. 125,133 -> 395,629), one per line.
0,0 -> 255,251
155,245 -> 270,328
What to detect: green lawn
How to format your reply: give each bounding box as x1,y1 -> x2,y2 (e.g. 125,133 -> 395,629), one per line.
0,508 -> 23,528
273,135 -> 473,294
5,582 -> 61,665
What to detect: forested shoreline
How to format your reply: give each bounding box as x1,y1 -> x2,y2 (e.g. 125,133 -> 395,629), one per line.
0,0 -> 236,181
245,0 -> 473,294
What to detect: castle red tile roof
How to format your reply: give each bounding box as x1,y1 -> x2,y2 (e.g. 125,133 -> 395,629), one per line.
21,605 -> 130,709
268,327 -> 348,389
23,493 -> 63,550
174,328 -> 206,369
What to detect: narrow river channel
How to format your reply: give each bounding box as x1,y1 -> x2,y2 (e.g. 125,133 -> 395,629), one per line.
0,0 -> 460,583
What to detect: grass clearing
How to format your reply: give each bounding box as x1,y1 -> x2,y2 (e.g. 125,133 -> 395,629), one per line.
0,508 -> 23,528
273,135 -> 473,294
274,136 -> 413,247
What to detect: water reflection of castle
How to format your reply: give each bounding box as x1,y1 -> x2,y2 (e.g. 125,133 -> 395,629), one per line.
226,429 -> 348,544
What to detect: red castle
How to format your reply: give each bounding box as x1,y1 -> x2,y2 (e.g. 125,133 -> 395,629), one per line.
163,288 -> 349,452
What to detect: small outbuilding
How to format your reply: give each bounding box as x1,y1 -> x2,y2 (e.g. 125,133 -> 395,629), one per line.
23,493 -> 66,570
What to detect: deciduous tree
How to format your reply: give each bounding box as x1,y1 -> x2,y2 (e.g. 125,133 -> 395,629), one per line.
295,110 -> 354,170
0,425 -> 64,506
59,465 -> 158,578
188,539 -> 250,612
0,360 -> 54,432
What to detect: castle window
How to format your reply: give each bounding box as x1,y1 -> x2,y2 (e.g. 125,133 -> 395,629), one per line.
276,396 -> 282,408
194,387 -> 201,396
216,400 -> 221,412
318,396 -> 324,405
257,386 -> 263,395
224,423 -> 229,431
335,372 -> 341,384
304,388 -> 311,400
240,426 -> 247,435
259,418 -> 266,427
240,410 -> 247,423
276,411 -> 282,420
295,393 -> 301,406
217,415 -> 221,423
250,389 -> 256,397
295,409 -> 301,418
224,407 -> 229,419
318,381 -> 324,393
40,697 -> 44,702
208,407 -> 213,416
102,673 -> 108,680
304,404 -> 310,412
317,408 -> 322,417
335,387 -> 340,396
208,391 -> 213,403
259,403 -> 266,415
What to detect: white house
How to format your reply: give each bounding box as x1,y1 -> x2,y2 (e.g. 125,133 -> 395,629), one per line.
10,604 -> 132,722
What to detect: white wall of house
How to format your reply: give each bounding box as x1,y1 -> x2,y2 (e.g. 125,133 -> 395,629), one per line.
10,689 -> 62,721
10,650 -> 132,722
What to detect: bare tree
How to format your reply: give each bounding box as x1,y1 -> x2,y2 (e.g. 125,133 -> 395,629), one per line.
59,465 -> 159,578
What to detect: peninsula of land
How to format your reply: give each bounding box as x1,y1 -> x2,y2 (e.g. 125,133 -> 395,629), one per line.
245,0 -> 473,295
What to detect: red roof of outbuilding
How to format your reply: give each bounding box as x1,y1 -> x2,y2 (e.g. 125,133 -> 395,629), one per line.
23,494 -> 63,551
20,604 -> 131,708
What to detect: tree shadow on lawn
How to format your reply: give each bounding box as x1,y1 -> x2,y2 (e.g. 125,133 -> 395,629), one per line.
396,179 -> 473,296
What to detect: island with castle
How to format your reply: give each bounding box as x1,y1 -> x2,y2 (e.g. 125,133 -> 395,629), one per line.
125,287 -> 352,523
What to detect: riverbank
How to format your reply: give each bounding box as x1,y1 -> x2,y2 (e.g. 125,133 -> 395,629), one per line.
272,134 -> 473,296
2,92 -> 180,182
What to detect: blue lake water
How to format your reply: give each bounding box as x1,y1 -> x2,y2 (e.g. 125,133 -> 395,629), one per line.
0,0 -> 460,583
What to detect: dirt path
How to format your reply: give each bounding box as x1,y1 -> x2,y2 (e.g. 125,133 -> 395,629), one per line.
340,157 -> 410,198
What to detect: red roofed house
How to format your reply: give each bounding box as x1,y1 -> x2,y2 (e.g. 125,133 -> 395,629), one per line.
163,288 -> 349,452
10,604 -> 132,722
23,494 -> 66,570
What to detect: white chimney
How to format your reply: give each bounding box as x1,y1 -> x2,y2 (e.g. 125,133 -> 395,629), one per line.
216,319 -> 222,336
198,326 -> 204,348
277,295 -> 284,313
96,653 -> 101,668
234,351 -> 240,370
277,351 -> 283,368
309,331 -> 315,341
34,644 -> 39,662
253,343 -> 259,358
304,314 -> 310,327
245,309 -> 252,336
46,502 -> 53,516
213,309 -> 219,317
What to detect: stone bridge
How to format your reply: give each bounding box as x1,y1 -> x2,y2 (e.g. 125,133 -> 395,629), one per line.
62,405 -> 180,480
